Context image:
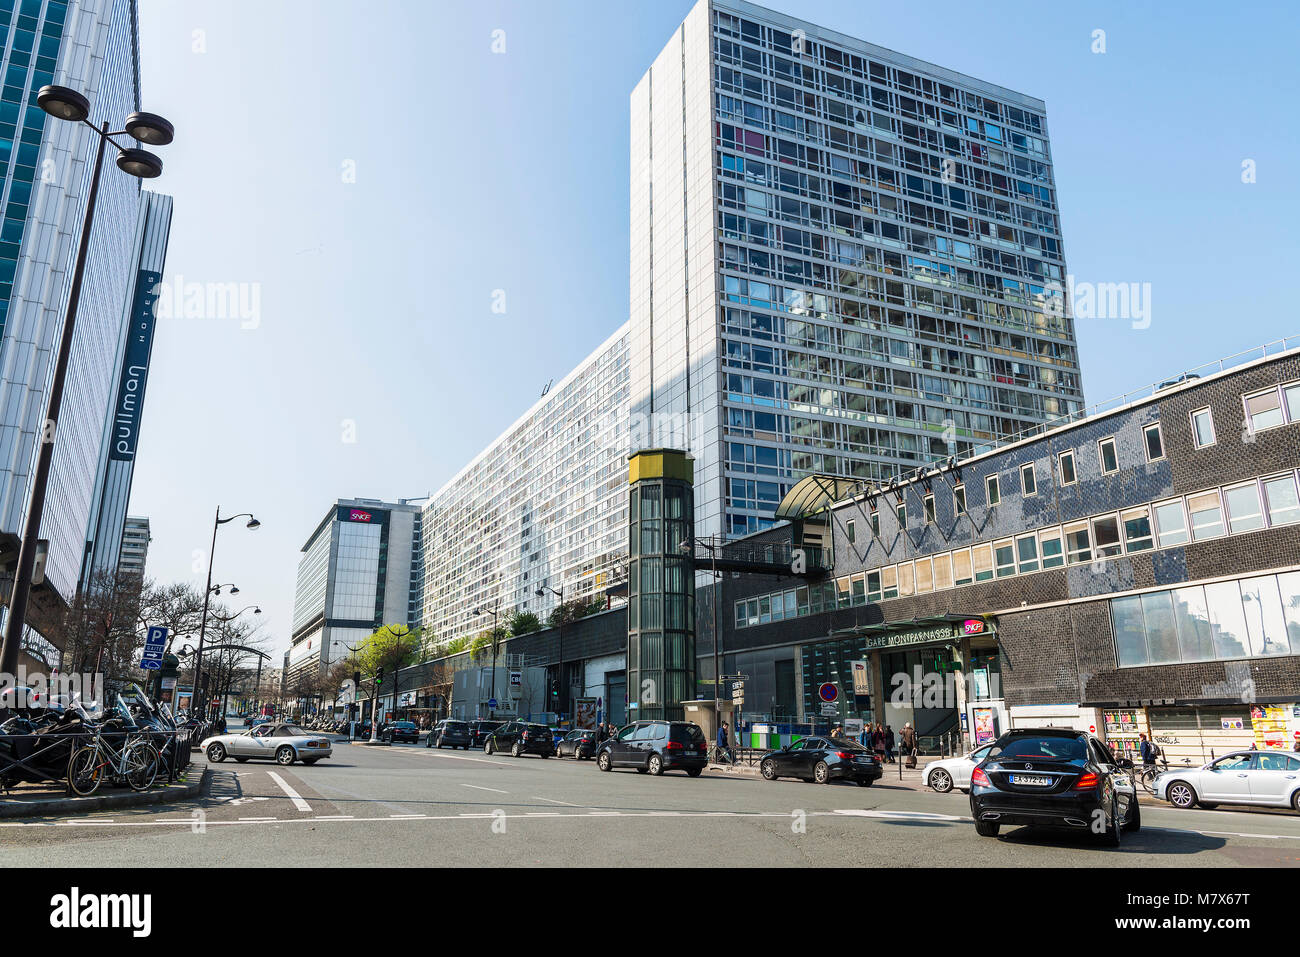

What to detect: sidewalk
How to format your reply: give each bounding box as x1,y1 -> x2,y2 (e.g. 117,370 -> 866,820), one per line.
0,765 -> 209,819
707,755 -> 938,791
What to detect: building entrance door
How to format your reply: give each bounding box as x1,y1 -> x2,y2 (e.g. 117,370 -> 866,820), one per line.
605,672 -> 626,726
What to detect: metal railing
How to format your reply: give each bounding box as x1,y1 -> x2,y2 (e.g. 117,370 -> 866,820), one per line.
0,727 -> 192,797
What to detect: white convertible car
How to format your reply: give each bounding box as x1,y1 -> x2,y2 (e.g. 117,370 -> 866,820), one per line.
923,742 -> 996,793
1154,750 -> 1300,813
203,722 -> 332,766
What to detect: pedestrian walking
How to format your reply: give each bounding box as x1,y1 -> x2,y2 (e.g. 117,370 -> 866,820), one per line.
717,721 -> 733,763
1139,733 -> 1160,768
901,722 -> 918,768
858,723 -> 871,750
871,723 -> 885,761
884,724 -> 896,763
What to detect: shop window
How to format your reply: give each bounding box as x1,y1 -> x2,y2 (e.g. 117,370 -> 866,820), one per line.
850,574 -> 866,606
1191,407 -> 1215,448
1223,482 -> 1265,534
1065,521 -> 1091,564
1092,514 -> 1122,557
1121,506 -> 1153,552
1262,473 -> 1300,526
1039,527 -> 1064,568
914,557 -> 933,593
1142,423 -> 1164,461
933,553 -> 954,590
1187,490 -> 1225,540
898,562 -> 915,597
1153,498 -> 1190,546
1015,533 -> 1039,573
1020,463 -> 1036,496
1243,387 -> 1285,434
881,565 -> 898,599
985,474 -> 1000,506
953,549 -> 973,586
994,539 -> 1016,577
972,543 -> 994,582
1098,437 -> 1118,475
1058,449 -> 1076,485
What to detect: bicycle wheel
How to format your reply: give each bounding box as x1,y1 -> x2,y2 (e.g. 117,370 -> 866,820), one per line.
67,746 -> 104,797
124,741 -> 159,791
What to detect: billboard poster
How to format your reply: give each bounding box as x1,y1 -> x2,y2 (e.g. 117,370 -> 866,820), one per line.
850,660 -> 870,696
973,706 -> 997,745
1250,705 -> 1289,750
574,697 -> 598,730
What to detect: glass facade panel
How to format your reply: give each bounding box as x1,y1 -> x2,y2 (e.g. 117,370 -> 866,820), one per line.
1223,483 -> 1265,534
1263,474 -> 1300,526
1112,595 -> 1147,667
1204,581 -> 1249,659
1140,591 -> 1179,664
1239,574 -> 1289,656
1172,586 -> 1215,662
1153,499 -> 1190,546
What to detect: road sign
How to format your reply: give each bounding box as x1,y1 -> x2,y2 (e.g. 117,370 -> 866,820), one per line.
818,682 -> 838,703
820,702 -> 838,716
144,626 -> 167,649
140,660 -> 161,671
487,698 -> 498,709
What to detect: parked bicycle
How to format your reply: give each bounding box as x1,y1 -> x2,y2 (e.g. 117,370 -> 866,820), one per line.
1136,755 -> 1193,794
66,726 -> 160,796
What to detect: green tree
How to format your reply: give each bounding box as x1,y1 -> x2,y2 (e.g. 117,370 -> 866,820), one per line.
506,609 -> 542,636
546,598 -> 606,629
344,624 -> 421,741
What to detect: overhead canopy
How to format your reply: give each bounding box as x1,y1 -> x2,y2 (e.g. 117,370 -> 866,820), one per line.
774,473 -> 860,521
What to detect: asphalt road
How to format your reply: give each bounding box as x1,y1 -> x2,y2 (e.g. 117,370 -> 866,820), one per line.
2,738 -> 1298,867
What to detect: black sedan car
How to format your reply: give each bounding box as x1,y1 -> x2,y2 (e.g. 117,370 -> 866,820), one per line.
381,721 -> 420,744
759,736 -> 882,786
428,719 -> 472,749
483,721 -> 554,757
556,728 -> 598,759
969,728 -> 1140,846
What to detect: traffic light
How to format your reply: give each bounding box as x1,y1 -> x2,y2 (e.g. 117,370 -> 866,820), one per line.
376,667 -> 384,687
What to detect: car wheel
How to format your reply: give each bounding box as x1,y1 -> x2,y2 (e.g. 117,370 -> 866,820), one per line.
1123,797 -> 1141,833
974,820 -> 1000,837
276,746 -> 295,766
1101,795 -> 1122,847
1167,780 -> 1197,809
206,742 -> 226,763
813,761 -> 830,784
648,754 -> 663,776
597,751 -> 612,772
929,768 -> 953,793
1292,791 -> 1300,814
511,742 -> 522,758
761,759 -> 777,781
686,768 -> 702,778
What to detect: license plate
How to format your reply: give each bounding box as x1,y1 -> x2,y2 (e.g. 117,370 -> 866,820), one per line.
854,757 -> 873,764
684,750 -> 698,755
1010,774 -> 1052,786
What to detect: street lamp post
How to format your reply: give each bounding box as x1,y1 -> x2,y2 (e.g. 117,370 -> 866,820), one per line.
473,600 -> 501,718
536,585 -> 565,721
198,603 -> 261,720
0,87 -> 173,677
683,537 -> 722,746
192,509 -> 260,719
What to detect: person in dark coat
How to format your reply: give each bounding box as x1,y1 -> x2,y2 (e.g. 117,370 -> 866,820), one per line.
900,722 -> 918,767
884,724 -> 896,763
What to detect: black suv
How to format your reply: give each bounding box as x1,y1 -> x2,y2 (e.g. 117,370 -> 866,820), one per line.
428,719 -> 472,749
484,721 -> 554,758
596,720 -> 707,776
969,728 -> 1140,846
467,720 -> 505,749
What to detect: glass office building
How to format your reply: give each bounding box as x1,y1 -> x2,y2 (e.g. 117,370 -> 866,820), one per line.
418,325 -> 630,646
288,498 -> 424,684
631,0 -> 1083,541
0,0 -> 146,648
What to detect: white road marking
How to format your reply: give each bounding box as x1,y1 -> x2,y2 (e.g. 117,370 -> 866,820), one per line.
532,796 -> 582,807
315,815 -> 354,820
267,771 -> 312,812
460,784 -> 507,794
238,816 -> 276,821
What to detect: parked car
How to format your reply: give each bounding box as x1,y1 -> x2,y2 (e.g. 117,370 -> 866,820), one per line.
467,720 -> 505,749
969,728 -> 1139,845
382,721 -> 420,744
556,728 -> 597,760
924,743 -> 997,793
759,736 -> 882,786
428,719 -> 472,750
1154,750 -> 1300,813
484,721 -> 554,757
203,723 -> 333,766
596,720 -> 707,776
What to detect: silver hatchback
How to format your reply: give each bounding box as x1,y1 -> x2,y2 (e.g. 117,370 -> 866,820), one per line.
1154,750 -> 1300,813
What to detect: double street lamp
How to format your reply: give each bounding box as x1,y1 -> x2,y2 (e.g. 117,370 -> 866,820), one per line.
0,87 -> 174,676
192,508 -> 260,718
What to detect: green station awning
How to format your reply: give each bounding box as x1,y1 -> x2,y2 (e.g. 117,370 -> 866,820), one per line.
826,614 -> 995,651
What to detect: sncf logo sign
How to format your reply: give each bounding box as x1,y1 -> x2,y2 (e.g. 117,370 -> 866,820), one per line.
349,509 -> 372,523
962,619 -> 985,635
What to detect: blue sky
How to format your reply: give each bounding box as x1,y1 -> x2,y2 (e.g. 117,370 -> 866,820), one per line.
131,0 -> 1299,657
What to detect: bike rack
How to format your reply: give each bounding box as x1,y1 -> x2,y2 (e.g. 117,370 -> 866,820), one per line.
0,729 -> 190,798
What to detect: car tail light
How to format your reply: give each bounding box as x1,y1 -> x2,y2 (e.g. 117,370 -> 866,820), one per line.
971,767 -> 991,787
664,741 -> 683,750
835,751 -> 854,760
1073,772 -> 1098,791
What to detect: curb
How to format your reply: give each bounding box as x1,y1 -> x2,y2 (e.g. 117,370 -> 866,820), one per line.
0,766 -> 209,819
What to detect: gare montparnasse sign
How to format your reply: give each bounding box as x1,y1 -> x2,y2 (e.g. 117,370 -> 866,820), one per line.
858,619 -> 989,651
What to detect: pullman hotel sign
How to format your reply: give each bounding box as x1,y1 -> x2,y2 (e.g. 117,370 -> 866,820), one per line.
108,269 -> 162,462
859,619 -> 990,651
